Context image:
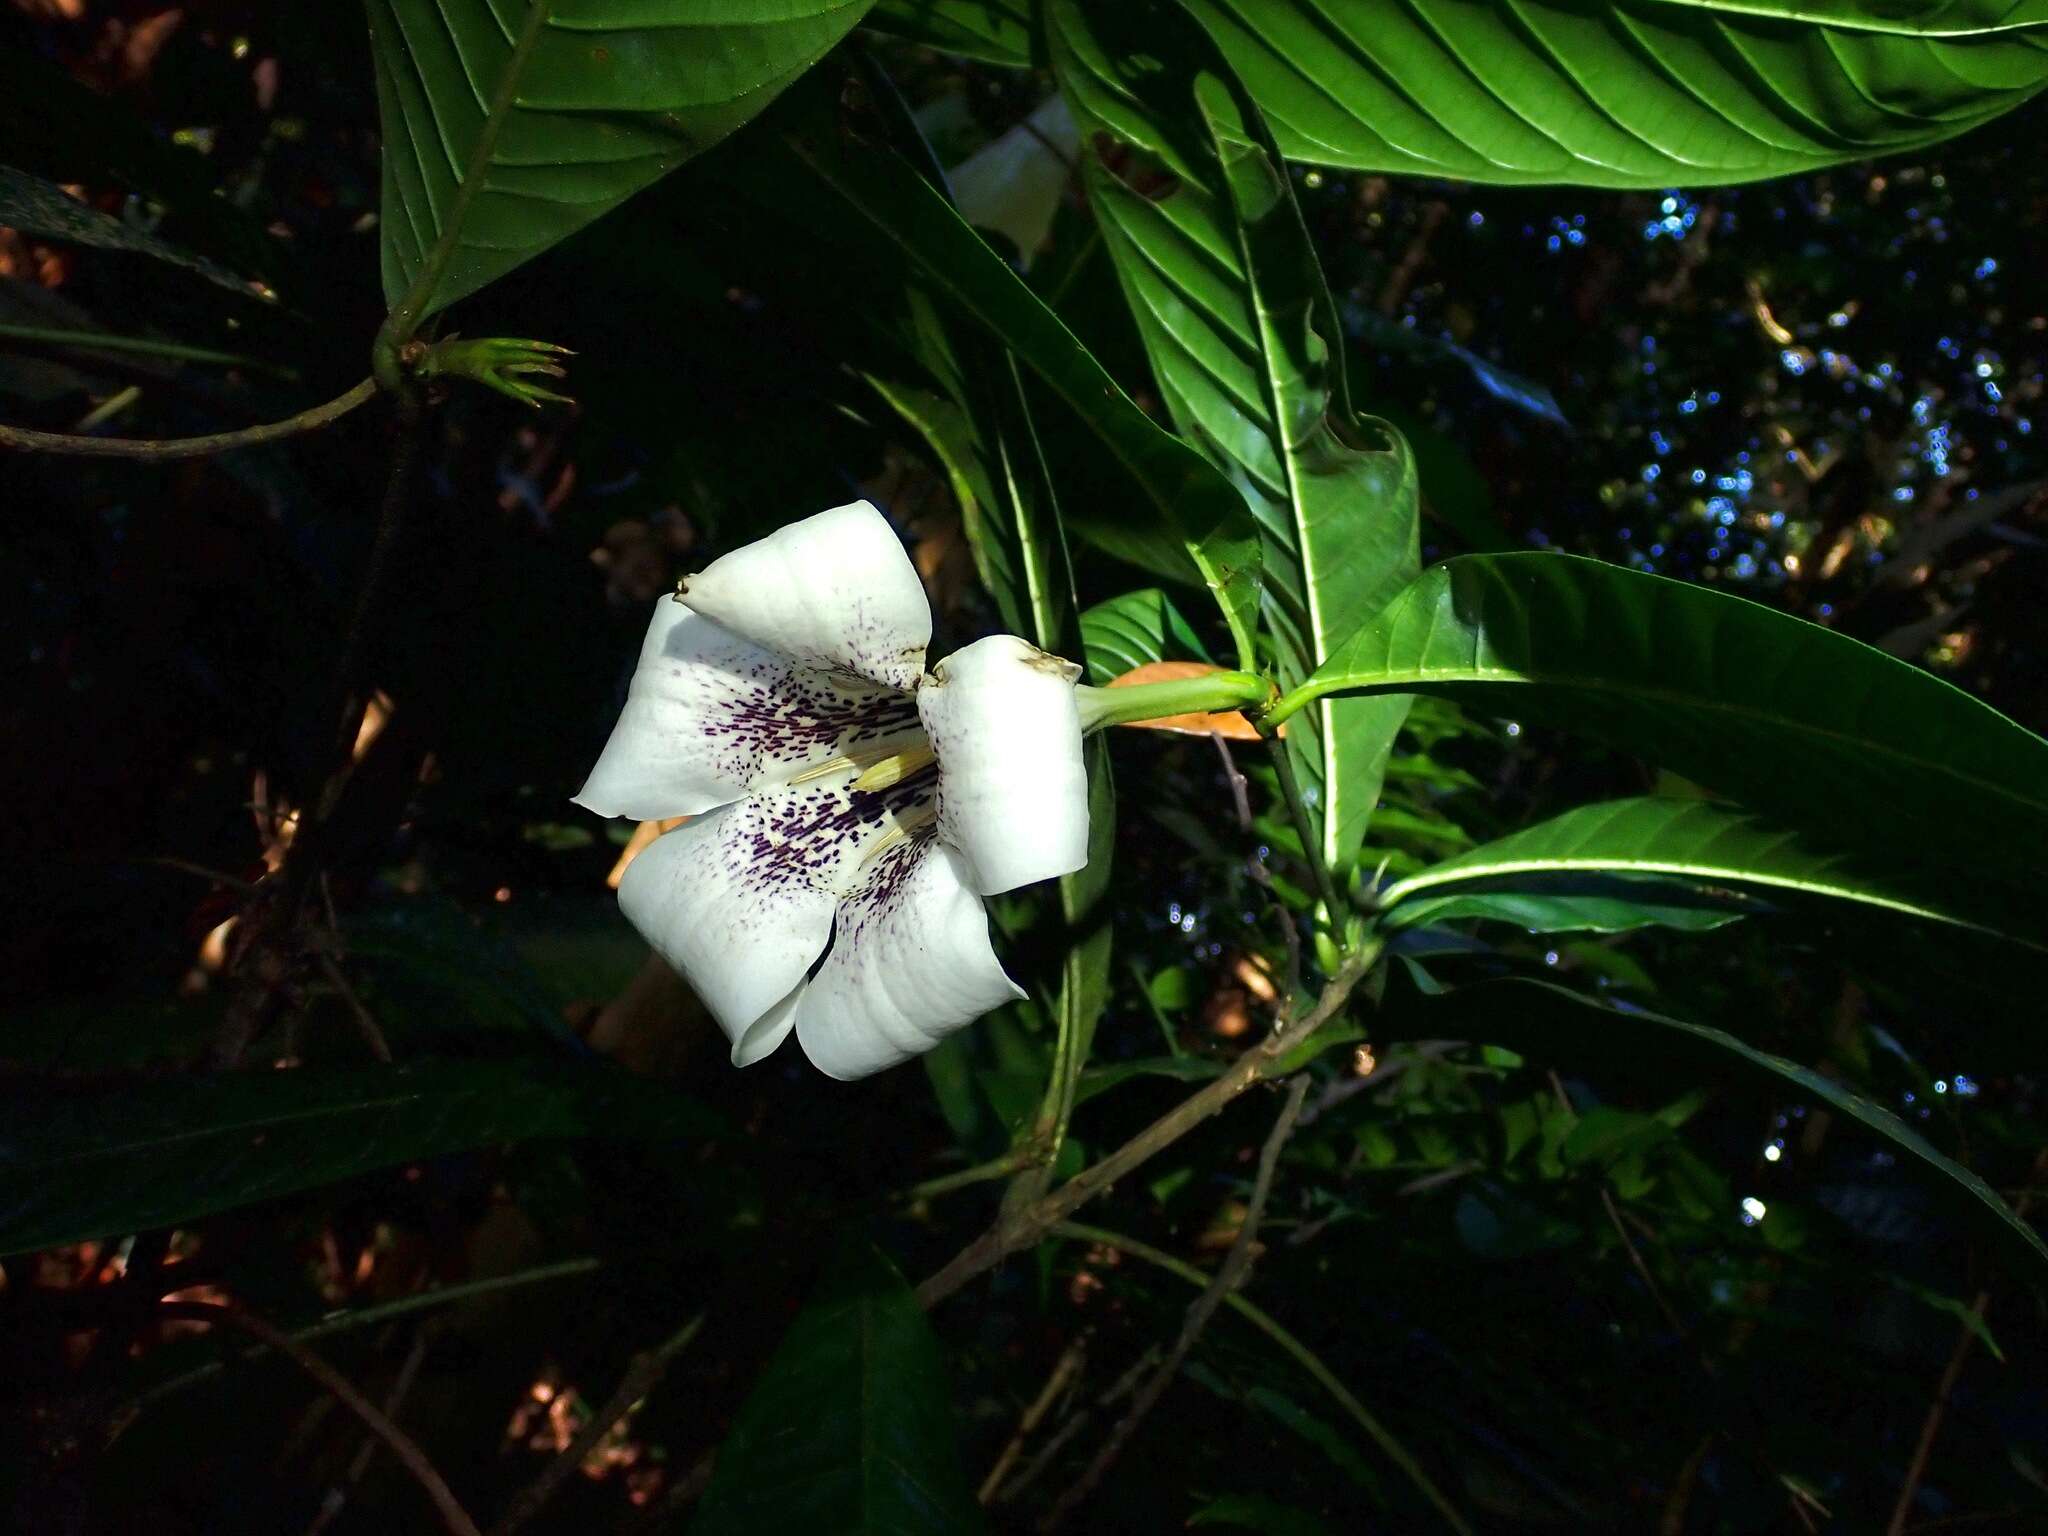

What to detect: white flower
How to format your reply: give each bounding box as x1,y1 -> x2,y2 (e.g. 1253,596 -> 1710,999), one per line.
575,501 -> 1090,1079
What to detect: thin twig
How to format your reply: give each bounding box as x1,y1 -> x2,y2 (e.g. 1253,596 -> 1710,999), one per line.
313,950 -> 393,1063
159,1300 -> 481,1536
1215,730 -> 1302,997
1886,1148 -> 2047,1535
488,1312 -> 705,1536
994,1346 -> 1161,1506
916,945 -> 1378,1310
1210,729 -> 1252,831
121,1257 -> 602,1427
1042,1076 -> 1311,1530
0,378 -> 375,459
1053,1222 -> 1472,1536
979,1335 -> 1088,1504
304,1326 -> 430,1536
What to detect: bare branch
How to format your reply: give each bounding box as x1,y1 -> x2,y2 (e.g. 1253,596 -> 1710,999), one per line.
1041,1075 -> 1311,1529
489,1312 -> 705,1536
916,944 -> 1377,1310
159,1300 -> 481,1536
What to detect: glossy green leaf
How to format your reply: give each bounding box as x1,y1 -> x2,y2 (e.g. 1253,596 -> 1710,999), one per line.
1373,978 -> 2048,1273
1395,879 -> 1750,935
1379,797 -> 1989,936
368,0 -> 873,315
1280,553 -> 2048,944
767,87 -> 1264,653
0,1061 -> 720,1256
1186,0 -> 2048,188
690,1245 -> 984,1536
1079,587 -> 1215,683
1050,0 -> 1419,869
864,0 -> 2048,187
865,0 -> 1032,63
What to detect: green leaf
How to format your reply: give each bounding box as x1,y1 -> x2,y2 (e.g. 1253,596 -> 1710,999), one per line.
690,1245 -> 984,1536
1049,0 -> 1419,869
1281,553 -> 2048,945
1394,880 -> 1750,936
0,1061 -> 721,1256
865,0 -> 1032,63
0,165 -> 258,295
1184,0 -> 2048,188
368,0 -> 873,315
767,80 -> 1263,653
1079,587 -> 1215,683
1373,979 -> 2048,1275
1378,797 -> 1991,937
850,71 -> 1115,1185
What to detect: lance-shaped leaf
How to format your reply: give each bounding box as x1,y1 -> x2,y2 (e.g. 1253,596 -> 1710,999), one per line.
690,1245 -> 985,1536
0,166 -> 260,295
1372,978 -> 2048,1274
852,67 -> 1116,1192
1184,0 -> 2048,188
1273,553 -> 2048,945
0,1060 -> 721,1256
763,79 -> 1263,658
870,1 -> 2048,190
1049,0 -> 1418,872
367,0 -> 873,315
1378,797 -> 2002,938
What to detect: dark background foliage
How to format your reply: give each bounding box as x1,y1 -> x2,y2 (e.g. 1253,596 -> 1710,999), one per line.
2,4 -> 2044,1534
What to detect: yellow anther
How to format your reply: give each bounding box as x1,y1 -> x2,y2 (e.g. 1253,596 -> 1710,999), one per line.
850,744 -> 937,793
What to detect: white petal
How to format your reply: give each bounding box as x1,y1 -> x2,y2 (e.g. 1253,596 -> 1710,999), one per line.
949,95 -> 1080,268
574,600 -> 922,822
918,634 -> 1089,894
616,807 -> 837,1059
795,839 -> 1023,1080
679,501 -> 932,692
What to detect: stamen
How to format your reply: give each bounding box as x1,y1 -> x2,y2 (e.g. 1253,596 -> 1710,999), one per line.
858,803 -> 938,870
787,738 -> 927,787
850,744 -> 938,793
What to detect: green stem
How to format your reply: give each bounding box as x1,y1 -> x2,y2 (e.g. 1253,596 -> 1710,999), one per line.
1075,671 -> 1269,733
1258,677 -> 1329,733
900,1148 -> 1044,1203
0,377 -> 377,460
0,321 -> 297,377
372,0 -> 552,388
1053,1221 -> 1473,1536
1268,738 -> 1349,934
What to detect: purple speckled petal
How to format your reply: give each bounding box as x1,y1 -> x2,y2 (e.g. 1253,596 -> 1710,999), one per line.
919,634 -> 1089,895
616,809 -> 838,1060
678,501 -> 932,692
794,837 -> 1023,1081
575,600 -> 923,823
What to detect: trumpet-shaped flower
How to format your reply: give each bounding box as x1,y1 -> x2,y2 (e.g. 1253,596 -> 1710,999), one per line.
575,502 -> 1089,1079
